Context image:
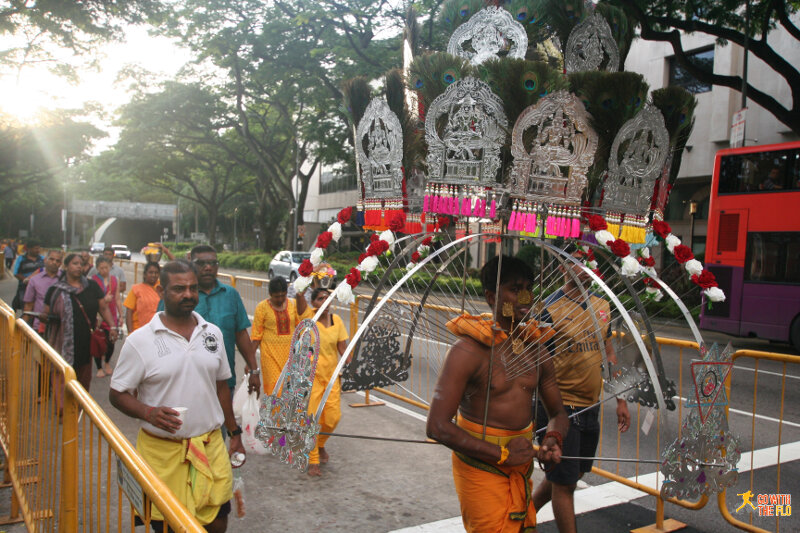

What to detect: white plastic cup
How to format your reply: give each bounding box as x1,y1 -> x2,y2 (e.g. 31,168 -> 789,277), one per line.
173,407 -> 188,424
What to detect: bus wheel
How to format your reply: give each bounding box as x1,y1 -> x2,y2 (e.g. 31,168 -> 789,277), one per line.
791,316 -> 800,354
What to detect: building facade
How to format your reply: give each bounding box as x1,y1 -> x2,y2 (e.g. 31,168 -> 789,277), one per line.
625,20 -> 800,257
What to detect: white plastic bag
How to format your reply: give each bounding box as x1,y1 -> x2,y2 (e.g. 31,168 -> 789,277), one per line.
241,393 -> 269,455
232,372 -> 250,423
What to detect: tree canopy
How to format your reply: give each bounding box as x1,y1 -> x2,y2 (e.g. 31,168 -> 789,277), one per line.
610,0 -> 800,134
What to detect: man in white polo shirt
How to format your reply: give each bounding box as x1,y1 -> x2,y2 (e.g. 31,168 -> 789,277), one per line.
110,260 -> 243,533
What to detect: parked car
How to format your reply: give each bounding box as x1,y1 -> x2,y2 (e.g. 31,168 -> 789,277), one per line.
89,242 -> 105,255
111,244 -> 131,260
267,251 -> 312,282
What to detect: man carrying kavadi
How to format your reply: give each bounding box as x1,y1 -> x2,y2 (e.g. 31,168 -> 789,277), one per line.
427,255 -> 569,532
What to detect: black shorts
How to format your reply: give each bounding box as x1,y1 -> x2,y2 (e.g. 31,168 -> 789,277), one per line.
534,402 -> 600,486
136,500 -> 231,532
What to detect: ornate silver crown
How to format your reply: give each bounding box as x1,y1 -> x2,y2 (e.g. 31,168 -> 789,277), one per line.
447,6 -> 528,65
425,77 -> 508,187
565,13 -> 620,73
603,104 -> 669,216
356,98 -> 404,199
507,90 -> 597,204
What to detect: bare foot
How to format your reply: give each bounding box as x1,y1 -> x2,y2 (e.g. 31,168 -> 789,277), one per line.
103,363 -> 113,375
307,464 -> 322,477
96,369 -> 106,378
319,447 -> 329,464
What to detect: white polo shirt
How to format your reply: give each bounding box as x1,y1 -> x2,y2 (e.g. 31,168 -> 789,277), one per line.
110,311 -> 232,439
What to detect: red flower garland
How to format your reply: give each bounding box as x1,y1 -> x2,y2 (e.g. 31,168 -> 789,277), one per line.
345,267 -> 361,287
437,215 -> 451,228
421,236 -> 433,246
315,231 -> 333,249
337,207 -> 353,224
358,252 -> 367,264
369,234 -> 380,243
652,220 -> 672,239
411,251 -> 421,263
672,244 -> 694,264
298,259 -> 313,277
640,256 -> 656,268
587,215 -> 608,232
366,240 -> 389,257
389,213 -> 405,232
609,239 -> 631,258
691,270 -> 718,289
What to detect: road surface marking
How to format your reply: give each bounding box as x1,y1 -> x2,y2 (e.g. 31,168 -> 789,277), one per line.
388,441 -> 800,532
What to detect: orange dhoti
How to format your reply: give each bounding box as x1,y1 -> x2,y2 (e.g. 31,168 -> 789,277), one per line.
452,414 -> 537,533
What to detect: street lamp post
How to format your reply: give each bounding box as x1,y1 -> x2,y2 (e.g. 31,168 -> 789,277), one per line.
234,207 -> 239,252
689,200 -> 698,252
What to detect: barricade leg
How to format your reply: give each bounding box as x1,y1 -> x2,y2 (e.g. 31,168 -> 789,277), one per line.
59,388 -> 79,531
631,496 -> 686,532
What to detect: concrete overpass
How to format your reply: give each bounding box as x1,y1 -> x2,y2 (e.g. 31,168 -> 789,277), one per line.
69,200 -> 178,250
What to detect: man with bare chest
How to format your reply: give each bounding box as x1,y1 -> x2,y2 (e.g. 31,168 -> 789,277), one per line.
427,255 -> 569,532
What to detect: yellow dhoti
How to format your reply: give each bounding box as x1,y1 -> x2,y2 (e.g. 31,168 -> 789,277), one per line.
452,415 -> 537,533
136,428 -> 233,525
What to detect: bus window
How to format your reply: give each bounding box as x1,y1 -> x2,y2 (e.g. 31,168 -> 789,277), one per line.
745,232 -> 800,284
718,147 -> 800,194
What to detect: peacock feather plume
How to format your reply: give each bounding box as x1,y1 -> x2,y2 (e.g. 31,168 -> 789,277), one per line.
594,2 -> 634,67
341,76 -> 373,129
476,57 -> 567,127
436,0 -> 487,40
407,52 -> 474,110
569,70 -> 649,202
529,0 -> 591,53
651,86 -> 698,184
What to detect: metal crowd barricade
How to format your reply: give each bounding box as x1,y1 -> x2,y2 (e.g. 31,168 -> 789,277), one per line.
355,298 -> 798,533
0,300 -> 204,532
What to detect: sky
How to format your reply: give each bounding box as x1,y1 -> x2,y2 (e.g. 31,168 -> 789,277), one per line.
0,25 -> 192,149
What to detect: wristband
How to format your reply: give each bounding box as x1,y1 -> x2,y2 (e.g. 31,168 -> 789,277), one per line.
497,445 -> 509,465
227,425 -> 243,438
543,430 -> 563,449
144,406 -> 155,422
249,368 -> 261,376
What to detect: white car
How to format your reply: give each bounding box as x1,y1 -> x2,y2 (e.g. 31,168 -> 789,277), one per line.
111,244 -> 131,260
268,251 -> 311,282
89,242 -> 105,255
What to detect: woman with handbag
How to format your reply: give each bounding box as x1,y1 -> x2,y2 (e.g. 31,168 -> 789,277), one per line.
43,253 -> 118,403
90,257 -> 120,378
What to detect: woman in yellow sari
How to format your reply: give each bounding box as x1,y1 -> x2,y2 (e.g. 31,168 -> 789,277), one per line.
306,288 -> 350,476
251,277 -> 312,394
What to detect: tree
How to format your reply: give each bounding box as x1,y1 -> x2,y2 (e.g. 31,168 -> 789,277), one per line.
0,111 -> 103,200
159,0 -> 403,248
111,83 -> 255,245
609,0 -> 800,134
1,0 -> 166,80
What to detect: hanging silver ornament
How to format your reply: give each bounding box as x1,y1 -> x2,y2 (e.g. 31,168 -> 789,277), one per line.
447,6 -> 528,65
507,90 -> 597,205
256,319 -> 321,473
341,303 -> 410,391
425,77 -> 508,187
660,408 -> 741,500
565,13 -> 620,73
603,104 -> 669,216
356,98 -> 404,199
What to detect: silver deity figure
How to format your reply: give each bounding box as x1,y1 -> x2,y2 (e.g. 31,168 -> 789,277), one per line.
565,13 -> 620,73
425,77 -> 508,187
447,6 -> 528,65
356,98 -> 404,199
508,90 -> 597,205
256,319 -> 321,472
603,104 -> 669,216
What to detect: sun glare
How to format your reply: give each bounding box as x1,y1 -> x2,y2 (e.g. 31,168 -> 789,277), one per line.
1,79 -> 56,124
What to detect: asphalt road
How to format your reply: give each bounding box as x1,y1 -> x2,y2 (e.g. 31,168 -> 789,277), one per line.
2,260 -> 798,532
